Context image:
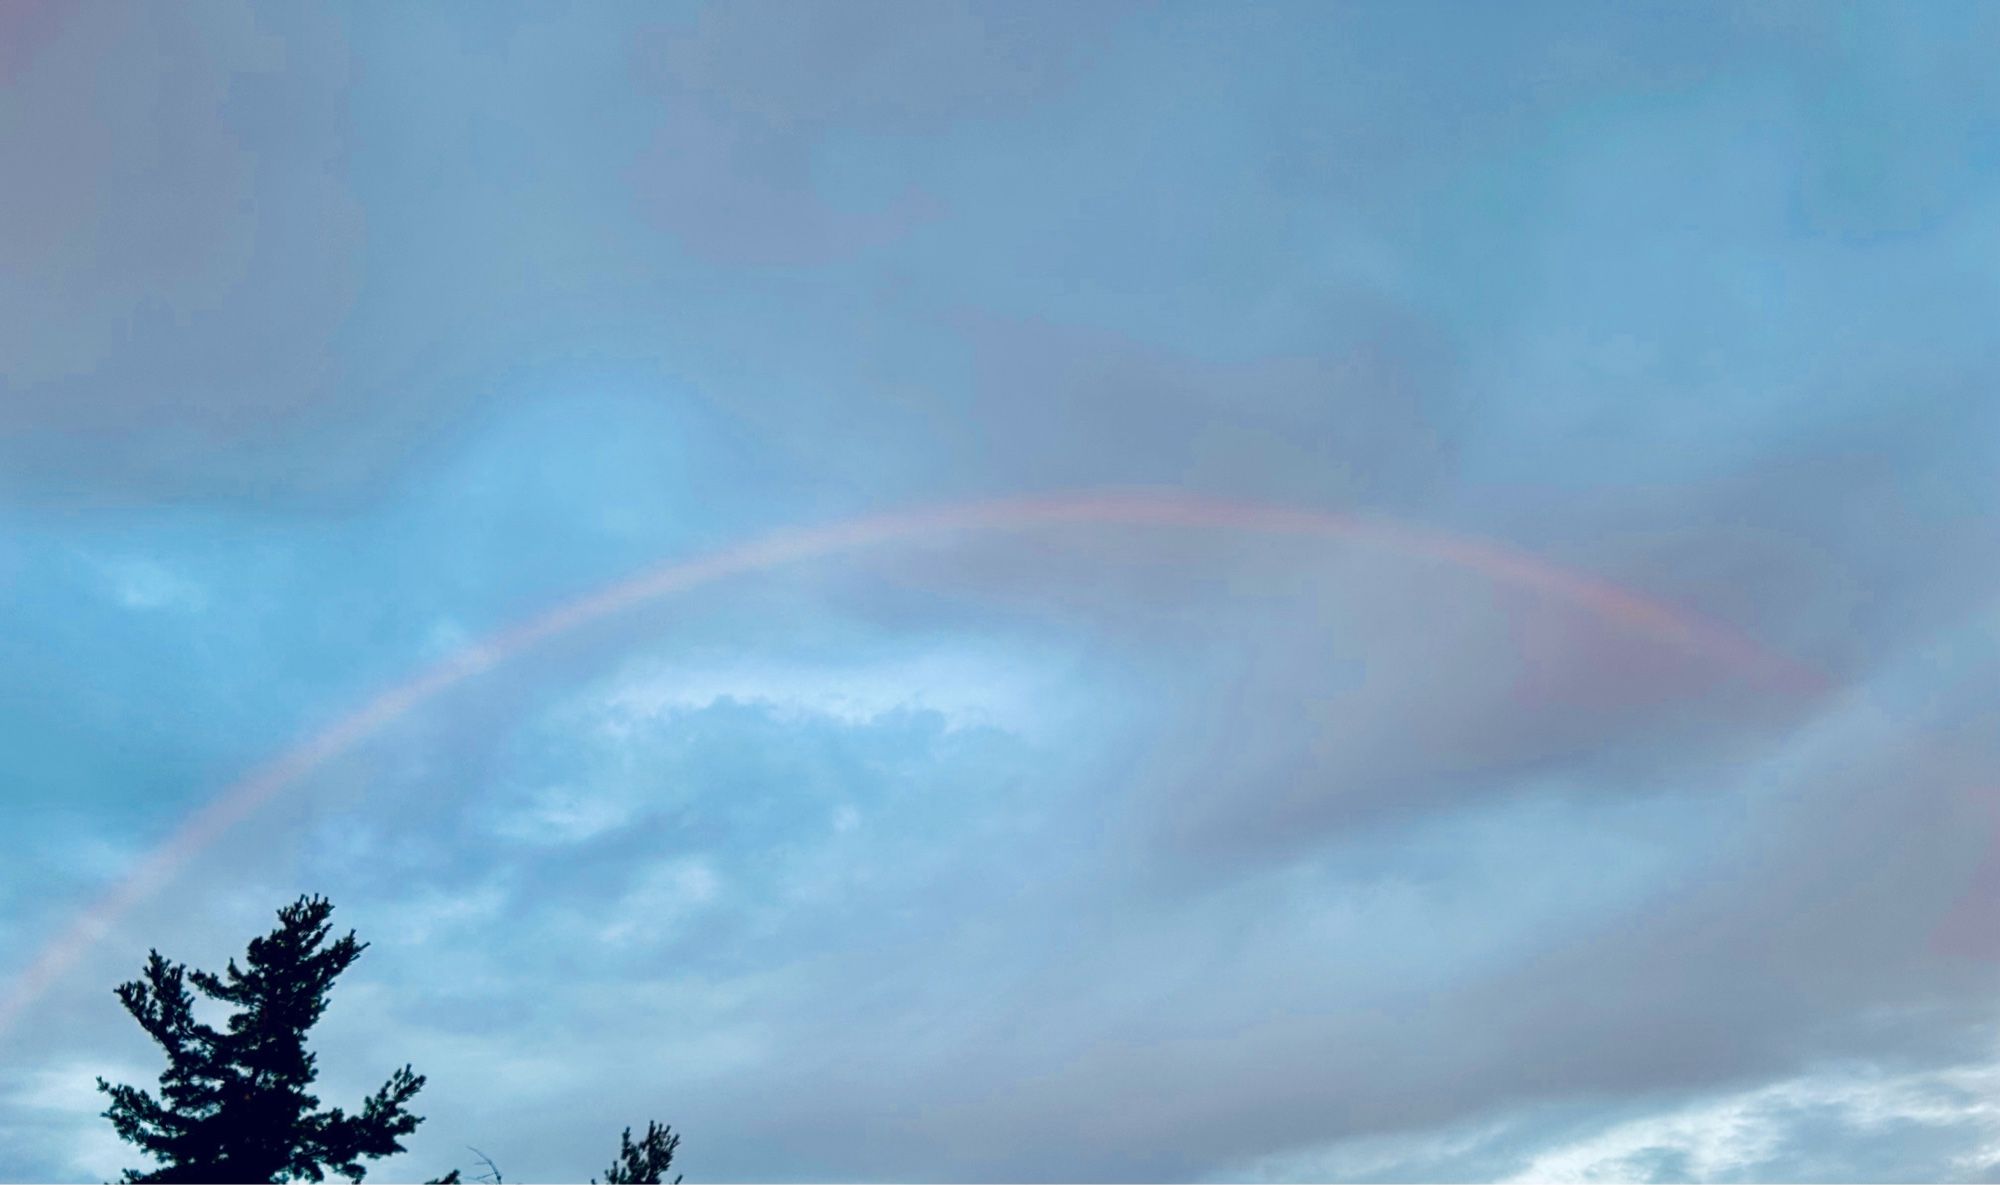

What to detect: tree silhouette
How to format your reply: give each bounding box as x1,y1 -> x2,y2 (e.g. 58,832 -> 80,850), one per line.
429,1119 -> 683,1184
595,1121 -> 682,1184
96,895 -> 438,1183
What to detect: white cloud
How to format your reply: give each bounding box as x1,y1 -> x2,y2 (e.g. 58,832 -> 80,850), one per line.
1210,1057 -> 2000,1184
1504,1092 -> 1788,1183
93,556 -> 206,613
390,883 -> 512,947
488,783 -> 637,846
597,857 -> 723,948
421,616 -> 474,660
1503,1062 -> 2000,1183
594,645 -> 1079,738
480,641 -> 1071,849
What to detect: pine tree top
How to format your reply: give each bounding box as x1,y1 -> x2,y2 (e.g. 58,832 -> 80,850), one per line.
97,895 -> 431,1184
596,1121 -> 682,1185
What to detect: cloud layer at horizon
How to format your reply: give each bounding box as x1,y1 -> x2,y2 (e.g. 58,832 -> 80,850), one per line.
2,3 -> 1997,1181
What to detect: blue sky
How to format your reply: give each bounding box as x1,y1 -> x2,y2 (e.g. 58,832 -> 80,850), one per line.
2,2 -> 1998,1180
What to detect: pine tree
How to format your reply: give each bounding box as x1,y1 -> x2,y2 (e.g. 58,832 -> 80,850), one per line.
96,895 -> 435,1183
595,1121 -> 682,1184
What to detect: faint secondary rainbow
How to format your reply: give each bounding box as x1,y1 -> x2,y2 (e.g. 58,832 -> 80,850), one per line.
0,490 -> 1828,1036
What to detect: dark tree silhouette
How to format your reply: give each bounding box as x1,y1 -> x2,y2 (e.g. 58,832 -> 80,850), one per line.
96,895 -> 440,1183
595,1121 -> 682,1184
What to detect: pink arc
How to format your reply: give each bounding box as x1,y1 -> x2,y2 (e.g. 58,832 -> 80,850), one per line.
0,490 -> 1828,1037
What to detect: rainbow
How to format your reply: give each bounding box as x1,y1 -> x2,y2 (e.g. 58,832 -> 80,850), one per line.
0,491 -> 1827,1036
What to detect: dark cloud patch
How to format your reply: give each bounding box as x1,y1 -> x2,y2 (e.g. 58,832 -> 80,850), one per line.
946,309 -> 1464,507
1461,374 -> 2000,693
0,5 -> 379,507
626,0 -> 1134,265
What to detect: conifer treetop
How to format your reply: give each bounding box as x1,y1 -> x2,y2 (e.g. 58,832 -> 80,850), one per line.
96,895 -> 433,1184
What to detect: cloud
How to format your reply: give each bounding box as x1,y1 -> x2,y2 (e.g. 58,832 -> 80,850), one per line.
6,4 -> 2000,1182
595,858 -> 723,948
0,1059 -> 152,1183
1208,1055 -> 2000,1184
13,474 -> 1995,1181
593,645 -> 1083,737
1501,1060 -> 2000,1184
624,0 -> 1133,265
257,590 -> 1985,1182
487,783 -> 639,847
92,557 -> 207,613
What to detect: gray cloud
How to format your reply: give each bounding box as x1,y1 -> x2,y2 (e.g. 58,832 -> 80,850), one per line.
6,3 -> 2000,1182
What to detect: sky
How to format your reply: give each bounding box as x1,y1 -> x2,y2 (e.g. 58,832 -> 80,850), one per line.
1,1 -> 1998,1180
